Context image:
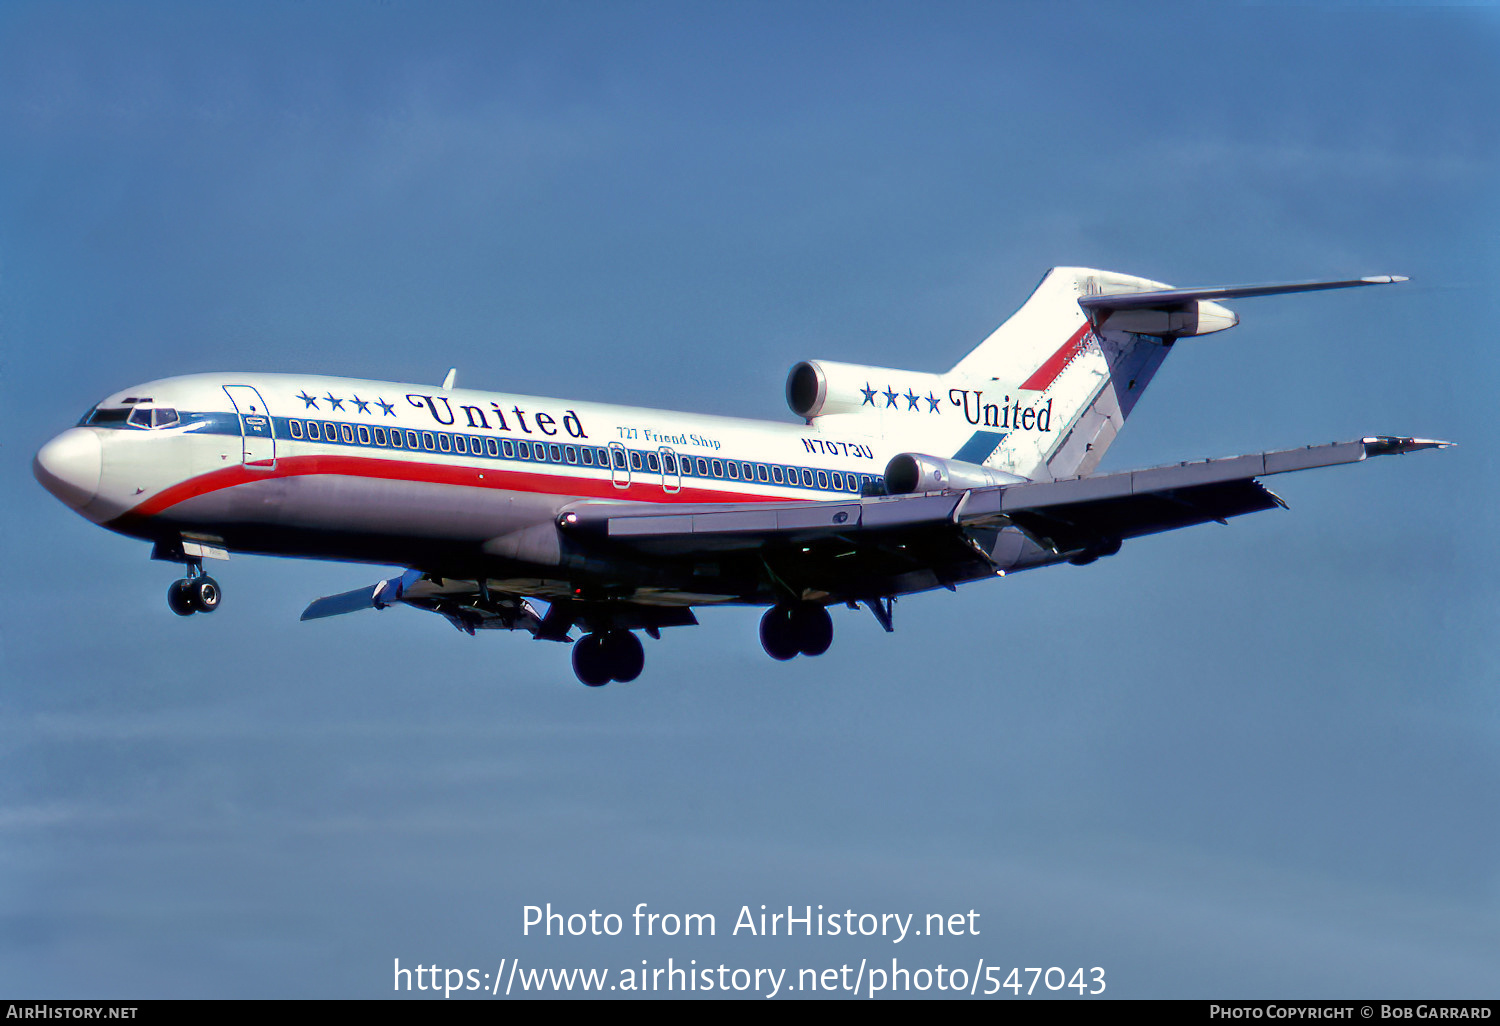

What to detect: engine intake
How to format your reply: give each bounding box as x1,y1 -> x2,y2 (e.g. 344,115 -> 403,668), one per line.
883,453 -> 1028,495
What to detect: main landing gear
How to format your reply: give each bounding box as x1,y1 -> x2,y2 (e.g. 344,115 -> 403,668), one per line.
759,602 -> 833,661
571,629 -> 645,687
166,565 -> 222,616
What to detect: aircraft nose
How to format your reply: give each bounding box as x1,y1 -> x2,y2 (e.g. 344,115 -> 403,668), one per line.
33,428 -> 102,510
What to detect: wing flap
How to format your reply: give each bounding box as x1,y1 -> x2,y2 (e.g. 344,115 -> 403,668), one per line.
1006,479 -> 1284,553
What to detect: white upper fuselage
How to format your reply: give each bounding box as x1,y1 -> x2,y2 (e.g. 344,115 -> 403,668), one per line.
40,371 -> 895,535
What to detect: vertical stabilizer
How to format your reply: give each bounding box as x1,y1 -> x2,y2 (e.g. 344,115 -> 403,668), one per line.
944,267 -> 1179,480
796,268 -> 1206,481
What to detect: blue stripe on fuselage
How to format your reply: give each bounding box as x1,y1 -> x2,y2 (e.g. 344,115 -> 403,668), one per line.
952,431 -> 1007,464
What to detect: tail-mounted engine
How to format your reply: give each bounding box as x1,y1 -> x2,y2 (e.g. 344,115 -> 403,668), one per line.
786,360 -> 948,421
883,453 -> 1028,495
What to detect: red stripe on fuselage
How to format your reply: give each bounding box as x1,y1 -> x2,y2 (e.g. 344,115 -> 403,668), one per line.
1018,323 -> 1092,391
123,454 -> 808,519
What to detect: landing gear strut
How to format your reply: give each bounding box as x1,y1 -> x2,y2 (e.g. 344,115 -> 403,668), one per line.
166,563 -> 221,616
571,629 -> 645,686
759,602 -> 833,661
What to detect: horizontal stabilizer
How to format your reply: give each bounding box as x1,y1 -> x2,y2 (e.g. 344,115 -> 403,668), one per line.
1078,275 -> 1407,312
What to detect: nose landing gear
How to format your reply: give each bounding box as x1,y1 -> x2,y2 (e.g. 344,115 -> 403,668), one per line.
166,564 -> 222,616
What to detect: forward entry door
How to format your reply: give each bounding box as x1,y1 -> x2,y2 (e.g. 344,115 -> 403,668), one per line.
222,385 -> 276,468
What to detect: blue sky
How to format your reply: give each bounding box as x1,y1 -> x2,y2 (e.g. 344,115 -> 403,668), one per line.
2,1 -> 1496,998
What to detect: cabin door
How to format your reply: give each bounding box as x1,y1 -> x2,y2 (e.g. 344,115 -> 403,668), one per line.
222,385 -> 276,468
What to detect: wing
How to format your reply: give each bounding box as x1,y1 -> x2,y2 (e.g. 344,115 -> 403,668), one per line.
557,436 -> 1451,602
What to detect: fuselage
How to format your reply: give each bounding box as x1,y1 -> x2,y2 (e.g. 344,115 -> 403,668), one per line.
34,372 -> 902,597
32,269 -> 1423,686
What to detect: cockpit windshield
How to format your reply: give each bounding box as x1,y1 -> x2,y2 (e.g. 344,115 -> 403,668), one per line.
127,406 -> 179,428
84,407 -> 131,426
84,405 -> 179,429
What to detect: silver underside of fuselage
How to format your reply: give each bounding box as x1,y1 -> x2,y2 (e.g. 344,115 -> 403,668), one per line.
116,471 -> 1057,607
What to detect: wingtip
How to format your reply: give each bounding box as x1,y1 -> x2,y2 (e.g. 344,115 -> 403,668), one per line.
1362,436 -> 1454,456
1362,275 -> 1409,285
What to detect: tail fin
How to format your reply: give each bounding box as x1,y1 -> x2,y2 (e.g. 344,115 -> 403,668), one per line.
949,267 -> 1181,480
796,267 -> 1404,482
791,267 -> 1174,480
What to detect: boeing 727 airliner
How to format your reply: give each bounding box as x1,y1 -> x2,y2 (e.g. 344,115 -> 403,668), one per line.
33,267 -> 1449,685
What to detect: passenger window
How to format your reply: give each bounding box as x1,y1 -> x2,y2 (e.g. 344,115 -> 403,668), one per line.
757,465 -> 769,482
646,452 -> 659,471
373,427 -> 386,445
629,450 -> 643,471
340,424 -> 354,443
422,432 -> 435,450
290,420 -> 305,439
549,444 -> 562,462
566,446 -> 578,464
801,469 -> 813,487
711,459 -> 723,477
771,466 -> 784,484
581,448 -> 593,466
518,441 -> 531,459
357,426 -> 371,445
662,453 -> 676,473
486,438 -> 499,457
405,431 -> 419,448
696,458 -> 709,476
438,434 -> 452,452
305,422 -> 320,440
502,440 -> 515,458
830,472 -> 841,490
816,470 -> 828,489
726,461 -> 738,479
613,449 -> 627,469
